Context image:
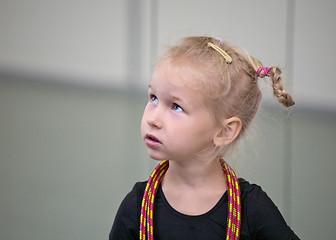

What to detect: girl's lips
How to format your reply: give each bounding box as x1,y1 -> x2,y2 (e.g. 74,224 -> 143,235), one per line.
145,134 -> 162,147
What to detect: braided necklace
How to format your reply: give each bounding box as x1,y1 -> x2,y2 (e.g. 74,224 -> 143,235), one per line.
139,159 -> 241,240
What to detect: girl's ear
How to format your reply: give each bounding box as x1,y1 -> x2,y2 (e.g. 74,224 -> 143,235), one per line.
213,117 -> 242,147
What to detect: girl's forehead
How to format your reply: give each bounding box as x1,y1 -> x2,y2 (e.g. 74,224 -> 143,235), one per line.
150,63 -> 211,108
151,60 -> 206,89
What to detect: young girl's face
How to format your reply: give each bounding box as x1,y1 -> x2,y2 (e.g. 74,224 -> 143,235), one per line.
141,61 -> 221,162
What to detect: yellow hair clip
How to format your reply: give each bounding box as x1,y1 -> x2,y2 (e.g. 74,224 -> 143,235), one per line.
207,42 -> 232,64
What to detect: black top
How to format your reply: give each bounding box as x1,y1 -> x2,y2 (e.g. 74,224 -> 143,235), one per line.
109,178 -> 299,240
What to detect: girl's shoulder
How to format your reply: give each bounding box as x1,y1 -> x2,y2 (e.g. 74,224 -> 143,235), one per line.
122,180 -> 148,211
238,178 -> 267,200
238,178 -> 279,211
238,178 -> 280,220
238,178 -> 300,240
133,180 -> 148,196
109,181 -> 148,240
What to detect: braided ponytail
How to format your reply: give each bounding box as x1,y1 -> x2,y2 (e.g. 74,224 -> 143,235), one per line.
265,67 -> 295,107
248,56 -> 295,107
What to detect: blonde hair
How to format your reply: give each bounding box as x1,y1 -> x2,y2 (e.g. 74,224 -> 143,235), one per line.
158,36 -> 294,154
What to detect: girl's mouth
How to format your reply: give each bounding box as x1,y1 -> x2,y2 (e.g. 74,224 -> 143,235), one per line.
147,134 -> 160,142
145,134 -> 162,147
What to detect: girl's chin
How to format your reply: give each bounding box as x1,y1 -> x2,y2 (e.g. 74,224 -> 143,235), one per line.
149,155 -> 166,161
147,151 -> 167,161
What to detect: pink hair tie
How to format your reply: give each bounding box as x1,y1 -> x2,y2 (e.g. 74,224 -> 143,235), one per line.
257,67 -> 273,77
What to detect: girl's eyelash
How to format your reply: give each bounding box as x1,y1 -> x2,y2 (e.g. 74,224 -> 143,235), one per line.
172,103 -> 183,112
149,94 -> 158,103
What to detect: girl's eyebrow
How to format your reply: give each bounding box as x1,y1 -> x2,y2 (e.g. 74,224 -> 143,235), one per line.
148,84 -> 155,91
172,96 -> 183,102
148,83 -> 185,103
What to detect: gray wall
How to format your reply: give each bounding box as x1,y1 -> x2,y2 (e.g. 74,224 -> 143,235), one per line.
1,1 -> 336,239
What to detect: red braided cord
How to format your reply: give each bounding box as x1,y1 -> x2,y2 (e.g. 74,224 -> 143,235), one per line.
140,161 -> 168,240
148,165 -> 166,240
222,162 -> 234,240
221,160 -> 241,240
140,160 -> 241,240
232,168 -> 241,238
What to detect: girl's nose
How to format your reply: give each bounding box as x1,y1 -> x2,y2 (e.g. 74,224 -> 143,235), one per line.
147,108 -> 163,129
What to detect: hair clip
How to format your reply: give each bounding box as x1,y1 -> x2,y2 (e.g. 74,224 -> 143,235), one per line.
257,67 -> 273,77
208,42 -> 232,64
215,37 -> 224,45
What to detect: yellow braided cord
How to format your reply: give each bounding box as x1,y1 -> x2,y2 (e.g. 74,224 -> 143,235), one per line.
146,188 -> 151,236
139,200 -> 147,239
150,169 -> 156,178
235,226 -> 240,237
139,160 -> 169,240
150,225 -> 153,237
221,160 -> 241,240
231,223 -> 236,235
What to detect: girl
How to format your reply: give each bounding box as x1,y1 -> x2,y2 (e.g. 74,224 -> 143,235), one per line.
109,36 -> 299,240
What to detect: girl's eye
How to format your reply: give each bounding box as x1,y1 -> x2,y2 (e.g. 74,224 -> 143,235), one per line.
172,103 -> 183,112
150,95 -> 158,104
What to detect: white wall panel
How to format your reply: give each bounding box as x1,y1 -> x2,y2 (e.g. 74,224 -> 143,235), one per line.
0,0 -> 129,87
291,112 -> 336,239
293,1 -> 336,111
0,79 -> 149,240
158,0 -> 287,61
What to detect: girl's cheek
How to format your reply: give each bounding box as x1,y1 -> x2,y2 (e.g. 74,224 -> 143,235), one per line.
141,107 -> 149,126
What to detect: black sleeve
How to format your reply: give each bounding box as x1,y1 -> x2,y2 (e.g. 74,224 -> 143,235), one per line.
109,182 -> 145,240
245,184 -> 300,240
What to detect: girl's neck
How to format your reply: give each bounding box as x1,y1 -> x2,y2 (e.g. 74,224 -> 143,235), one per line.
162,157 -> 226,189
161,157 -> 228,216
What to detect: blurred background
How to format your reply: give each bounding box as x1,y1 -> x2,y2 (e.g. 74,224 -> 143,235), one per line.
0,0 -> 335,239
